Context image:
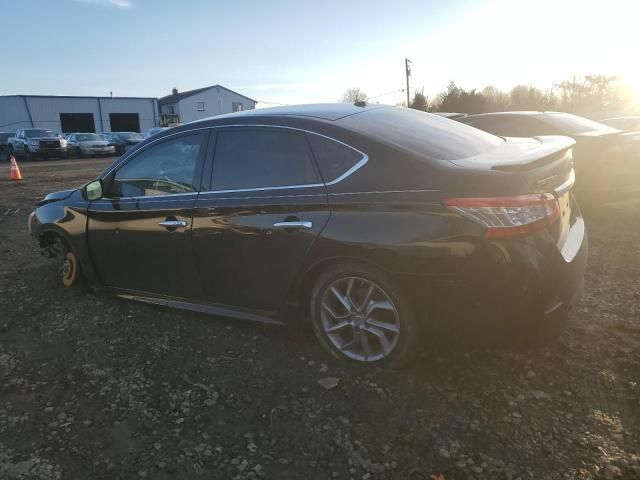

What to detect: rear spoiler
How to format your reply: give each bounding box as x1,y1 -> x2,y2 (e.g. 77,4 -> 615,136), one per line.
450,135 -> 575,171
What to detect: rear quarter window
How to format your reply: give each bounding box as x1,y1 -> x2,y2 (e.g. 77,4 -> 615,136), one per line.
338,107 -> 503,160
306,134 -> 364,183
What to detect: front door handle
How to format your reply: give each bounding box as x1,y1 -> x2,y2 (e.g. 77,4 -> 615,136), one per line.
273,221 -> 313,229
159,220 -> 188,228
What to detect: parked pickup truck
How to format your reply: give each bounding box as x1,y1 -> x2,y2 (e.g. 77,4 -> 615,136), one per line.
8,129 -> 68,160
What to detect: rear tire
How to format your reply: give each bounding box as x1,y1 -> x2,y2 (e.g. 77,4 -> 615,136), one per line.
310,262 -> 420,367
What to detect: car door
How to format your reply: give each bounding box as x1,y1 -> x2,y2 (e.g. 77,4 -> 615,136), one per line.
191,126 -> 330,313
87,130 -> 210,299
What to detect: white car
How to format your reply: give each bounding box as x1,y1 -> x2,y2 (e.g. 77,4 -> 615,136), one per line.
600,116 -> 640,131
66,133 -> 116,157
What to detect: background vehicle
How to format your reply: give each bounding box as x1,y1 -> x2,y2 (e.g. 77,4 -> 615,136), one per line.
8,128 -> 68,160
146,127 -> 171,137
29,104 -> 587,366
433,112 -> 468,120
599,116 -> 640,130
103,132 -> 145,155
458,111 -> 640,203
0,132 -> 14,157
66,133 -> 116,157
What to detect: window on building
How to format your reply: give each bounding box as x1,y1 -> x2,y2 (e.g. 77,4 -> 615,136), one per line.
232,102 -> 243,112
196,102 -> 205,111
212,127 -> 319,190
112,133 -> 204,197
166,105 -> 175,115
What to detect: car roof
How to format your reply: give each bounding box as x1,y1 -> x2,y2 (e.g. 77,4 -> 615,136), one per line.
465,111 -> 547,118
194,103 -> 388,123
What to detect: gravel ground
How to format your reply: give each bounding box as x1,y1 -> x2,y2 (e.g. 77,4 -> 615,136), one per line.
0,157 -> 639,480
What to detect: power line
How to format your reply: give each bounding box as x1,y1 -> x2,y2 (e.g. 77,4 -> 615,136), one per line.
367,88 -> 405,100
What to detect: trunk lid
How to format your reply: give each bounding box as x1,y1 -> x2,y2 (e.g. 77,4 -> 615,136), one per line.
449,136 -> 576,245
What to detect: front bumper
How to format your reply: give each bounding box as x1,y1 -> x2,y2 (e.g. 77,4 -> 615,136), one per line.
81,146 -> 116,155
31,147 -> 68,156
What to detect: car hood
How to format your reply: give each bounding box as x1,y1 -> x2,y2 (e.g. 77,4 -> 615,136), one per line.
450,135 -> 576,170
36,188 -> 76,206
31,136 -> 62,142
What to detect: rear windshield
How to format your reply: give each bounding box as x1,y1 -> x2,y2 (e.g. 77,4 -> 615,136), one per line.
541,113 -> 618,135
76,134 -> 105,141
338,107 -> 503,160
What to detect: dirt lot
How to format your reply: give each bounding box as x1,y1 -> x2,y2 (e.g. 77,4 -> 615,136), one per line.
0,157 -> 639,480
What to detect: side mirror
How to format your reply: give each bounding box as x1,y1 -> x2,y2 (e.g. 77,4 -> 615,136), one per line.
84,179 -> 103,201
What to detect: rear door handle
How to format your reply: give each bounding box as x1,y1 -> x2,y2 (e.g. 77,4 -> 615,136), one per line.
159,220 -> 188,228
273,221 -> 313,229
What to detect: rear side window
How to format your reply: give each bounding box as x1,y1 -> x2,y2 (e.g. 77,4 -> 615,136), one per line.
339,107 -> 503,160
306,134 -> 364,183
212,127 -> 319,190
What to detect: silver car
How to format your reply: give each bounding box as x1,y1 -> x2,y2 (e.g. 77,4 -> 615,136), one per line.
66,133 -> 116,157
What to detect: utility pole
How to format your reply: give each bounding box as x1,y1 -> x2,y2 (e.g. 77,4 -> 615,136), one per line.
405,58 -> 411,107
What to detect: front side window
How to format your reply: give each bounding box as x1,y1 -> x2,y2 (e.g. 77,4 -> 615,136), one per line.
112,133 -> 204,197
212,127 -> 319,190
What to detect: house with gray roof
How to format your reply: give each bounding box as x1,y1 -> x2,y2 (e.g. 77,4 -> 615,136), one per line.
158,85 -> 257,125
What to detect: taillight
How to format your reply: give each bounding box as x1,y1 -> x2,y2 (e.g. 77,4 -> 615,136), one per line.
443,193 -> 560,239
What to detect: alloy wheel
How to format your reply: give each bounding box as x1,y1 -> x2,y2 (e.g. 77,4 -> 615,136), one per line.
319,276 -> 400,362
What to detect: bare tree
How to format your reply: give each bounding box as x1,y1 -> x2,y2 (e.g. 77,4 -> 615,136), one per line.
340,87 -> 368,104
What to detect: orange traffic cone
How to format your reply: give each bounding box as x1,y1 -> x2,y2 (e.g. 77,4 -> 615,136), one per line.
9,155 -> 22,181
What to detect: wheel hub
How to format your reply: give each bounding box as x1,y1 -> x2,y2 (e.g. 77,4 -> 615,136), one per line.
320,276 -> 400,362
62,259 -> 72,278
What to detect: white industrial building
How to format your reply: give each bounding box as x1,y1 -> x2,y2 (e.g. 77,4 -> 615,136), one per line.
158,85 -> 257,125
0,95 -> 159,134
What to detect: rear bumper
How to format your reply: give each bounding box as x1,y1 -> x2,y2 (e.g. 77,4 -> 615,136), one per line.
403,202 -> 588,338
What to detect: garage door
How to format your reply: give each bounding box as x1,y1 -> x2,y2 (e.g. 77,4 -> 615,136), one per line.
60,113 -> 96,133
109,113 -> 140,132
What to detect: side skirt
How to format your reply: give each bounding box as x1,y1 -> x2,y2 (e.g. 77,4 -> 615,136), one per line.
114,292 -> 286,326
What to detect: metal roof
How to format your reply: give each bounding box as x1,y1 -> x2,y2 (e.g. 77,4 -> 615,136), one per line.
158,85 -> 257,105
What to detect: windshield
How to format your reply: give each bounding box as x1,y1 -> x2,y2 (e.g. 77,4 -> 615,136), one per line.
117,133 -> 145,141
76,134 -> 106,142
25,129 -> 54,138
541,113 -> 618,135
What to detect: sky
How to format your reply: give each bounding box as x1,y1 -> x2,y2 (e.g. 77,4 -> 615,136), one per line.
3,0 -> 640,106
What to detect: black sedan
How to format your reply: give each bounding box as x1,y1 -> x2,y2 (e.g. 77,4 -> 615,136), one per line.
458,111 -> 640,204
103,132 -> 146,155
28,104 -> 587,366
